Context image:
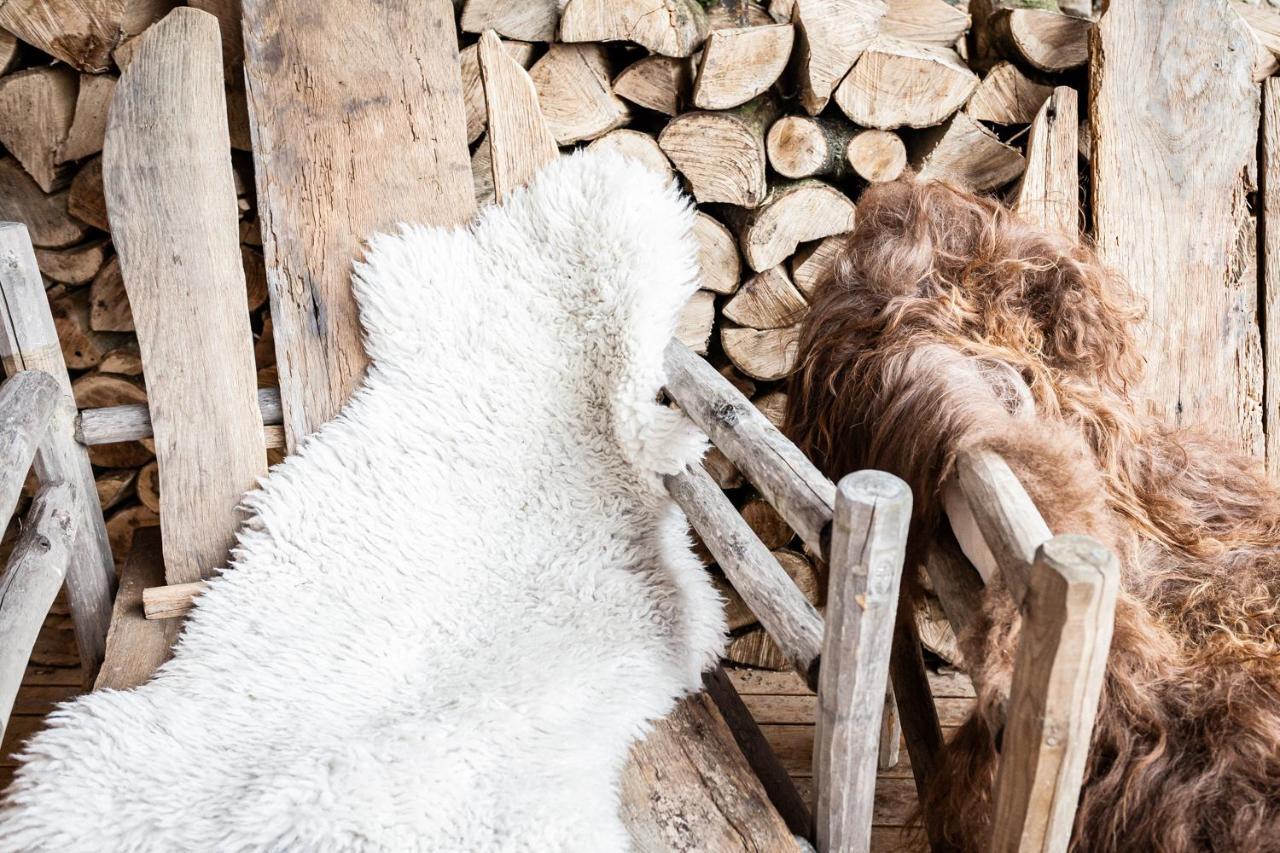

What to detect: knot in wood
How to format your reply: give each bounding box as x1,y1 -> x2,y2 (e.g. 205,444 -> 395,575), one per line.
711,401 -> 741,427
35,534 -> 51,552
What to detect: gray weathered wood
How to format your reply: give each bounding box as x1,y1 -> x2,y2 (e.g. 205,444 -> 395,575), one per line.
888,594 -> 946,851
665,462 -> 825,684
664,339 -> 836,558
0,221 -> 115,676
1092,0 -> 1262,455
0,371 -> 60,526
813,470 -> 911,853
77,387 -> 284,447
94,527 -> 179,691
104,7 -> 268,585
477,29 -> 560,202
990,535 -> 1119,853
0,482 -> 75,739
242,0 -> 476,450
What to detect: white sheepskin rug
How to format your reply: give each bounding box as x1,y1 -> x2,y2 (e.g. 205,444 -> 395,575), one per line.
0,151 -> 726,851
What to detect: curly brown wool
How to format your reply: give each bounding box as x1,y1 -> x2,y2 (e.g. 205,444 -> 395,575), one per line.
785,176 -> 1280,852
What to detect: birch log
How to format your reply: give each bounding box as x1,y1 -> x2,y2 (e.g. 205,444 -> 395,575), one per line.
792,0 -> 886,114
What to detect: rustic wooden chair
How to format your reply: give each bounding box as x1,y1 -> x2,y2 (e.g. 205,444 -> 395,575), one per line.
0,5 -> 1119,851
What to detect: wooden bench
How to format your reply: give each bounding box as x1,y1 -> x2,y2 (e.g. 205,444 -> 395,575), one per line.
0,6 -> 1118,851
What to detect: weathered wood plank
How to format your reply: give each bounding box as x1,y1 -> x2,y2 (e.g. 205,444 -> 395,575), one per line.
242,0 -> 476,449
0,371 -> 60,526
814,471 -> 911,853
0,483 -> 75,740
104,7 -> 268,585
990,536 -> 1118,853
1091,0 -> 1262,454
1014,86 -> 1078,239
0,221 -> 115,677
1262,78 -> 1280,478
94,528 -> 178,691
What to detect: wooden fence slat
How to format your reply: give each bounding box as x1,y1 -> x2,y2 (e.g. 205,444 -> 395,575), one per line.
813,470 -> 911,853
664,339 -> 837,558
1092,0 -> 1262,455
0,483 -> 75,739
989,535 -> 1119,853
0,221 -> 115,675
0,370 -> 60,525
242,0 -> 476,450
104,7 -> 267,585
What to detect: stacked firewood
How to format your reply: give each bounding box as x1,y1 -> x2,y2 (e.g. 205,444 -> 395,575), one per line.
4,0 -> 1280,675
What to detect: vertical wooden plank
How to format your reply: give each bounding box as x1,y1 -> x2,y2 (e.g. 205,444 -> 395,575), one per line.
877,684 -> 901,770
1091,0 -> 1262,455
889,594 -> 946,852
242,0 -> 477,449
103,7 -> 267,585
0,371 -> 60,525
0,221 -> 115,677
989,535 -> 1119,853
1261,79 -> 1280,478
813,470 -> 911,853
477,29 -> 560,202
93,528 -> 178,690
1014,85 -> 1078,239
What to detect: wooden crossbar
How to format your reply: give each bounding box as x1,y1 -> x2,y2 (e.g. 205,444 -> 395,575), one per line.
0,370 -> 59,523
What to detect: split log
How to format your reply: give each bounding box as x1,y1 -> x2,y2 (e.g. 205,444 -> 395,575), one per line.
766,115 -> 904,183
774,548 -> 821,605
136,461 -> 159,514
722,324 -> 802,381
791,234 -> 849,299
0,30 -> 15,74
882,0 -> 971,46
753,391 -> 787,429
658,95 -> 779,207
0,0 -> 164,72
846,129 -> 907,183
704,446 -> 745,490
732,179 -> 856,271
103,502 -> 160,567
1015,85 -> 1079,239
99,343 -> 143,376
187,0 -> 244,76
720,365 -> 756,398
88,438 -> 153,469
1236,1 -> 1280,80
478,30 -> 560,201
529,43 -> 630,145
707,0 -> 775,29
460,0 -> 559,42
242,246 -> 268,312
692,212 -> 742,295
88,257 -> 133,332
105,7 -> 268,584
0,67 -> 78,191
692,23 -> 794,110
612,55 -> 691,116
242,0 -> 475,449
835,37 -> 978,129
471,136 -> 495,207
460,37 -> 535,144
72,372 -> 146,410
723,266 -> 808,329
914,111 -> 1026,192
58,73 -> 117,163
142,579 -> 206,620
741,498 -> 795,550
95,468 -> 137,511
989,6 -> 1090,72
47,284 -> 126,370
676,290 -> 717,355
792,0 -> 887,114
559,0 -> 710,58
1092,0 -> 1262,454
586,129 -> 674,178
94,528 -> 177,690
0,157 -> 92,249
34,239 -> 108,285
67,156 -> 109,232
726,627 -> 791,669
966,61 -> 1052,124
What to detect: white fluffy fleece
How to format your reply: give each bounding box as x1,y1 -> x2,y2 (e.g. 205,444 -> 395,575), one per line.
0,151 -> 726,851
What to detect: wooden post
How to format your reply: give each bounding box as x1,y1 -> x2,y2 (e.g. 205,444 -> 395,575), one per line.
1262,78 -> 1280,478
242,0 -> 476,449
665,463 -> 825,684
0,482 -> 75,738
989,535 -> 1119,853
663,339 -> 836,559
0,370 -> 60,524
813,470 -> 911,853
104,7 -> 268,584
0,221 -> 115,677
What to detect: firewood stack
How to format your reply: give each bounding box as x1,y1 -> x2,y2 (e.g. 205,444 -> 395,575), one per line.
3,0 -> 1280,682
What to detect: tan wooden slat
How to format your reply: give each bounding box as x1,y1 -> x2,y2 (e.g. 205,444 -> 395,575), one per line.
242,0 -> 476,449
103,7 -> 267,585
0,222 -> 115,675
1092,0 -> 1262,455
1014,85 -> 1078,239
94,528 -> 177,691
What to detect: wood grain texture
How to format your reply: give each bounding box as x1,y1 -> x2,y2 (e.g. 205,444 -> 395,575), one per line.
76,386 -> 284,447
1014,86 -> 1078,239
0,0 -> 160,72
0,157 -> 91,250
0,371 -> 60,525
664,339 -> 835,558
0,222 -> 115,677
1265,79 -> 1280,478
478,29 -> 560,201
93,527 -> 178,691
559,0 -> 710,58
0,483 -> 75,741
792,0 -> 886,114
990,535 -> 1118,853
530,43 -> 631,145
0,67 -> 78,192
1091,0 -> 1262,455
814,471 -> 911,853
692,23 -> 794,111
619,691 -> 800,851
242,0 -> 475,449
104,7 -> 267,585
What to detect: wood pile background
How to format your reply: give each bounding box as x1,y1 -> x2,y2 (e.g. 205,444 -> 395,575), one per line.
3,0 -> 1280,685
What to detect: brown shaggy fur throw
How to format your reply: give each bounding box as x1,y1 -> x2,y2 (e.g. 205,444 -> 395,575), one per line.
785,177 -> 1280,852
